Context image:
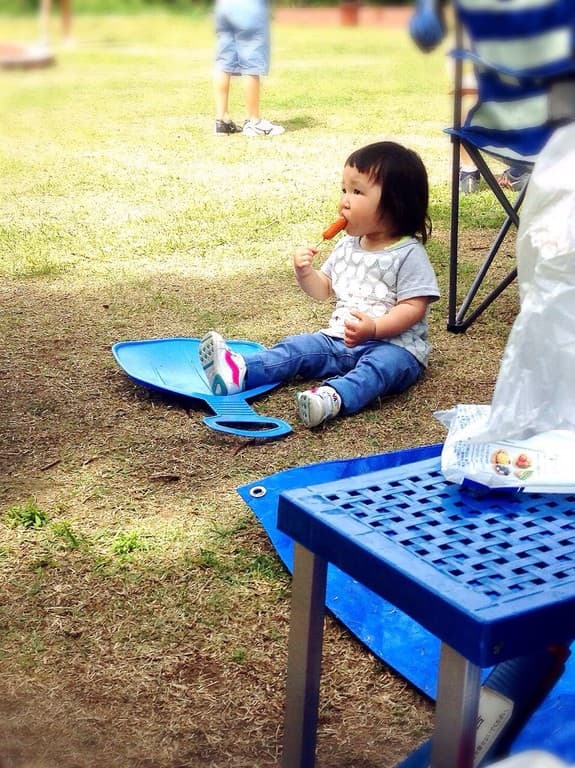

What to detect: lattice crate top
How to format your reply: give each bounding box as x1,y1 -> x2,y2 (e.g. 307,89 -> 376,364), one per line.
278,455 -> 575,665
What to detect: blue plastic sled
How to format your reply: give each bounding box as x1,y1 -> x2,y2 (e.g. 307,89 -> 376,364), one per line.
112,337 -> 292,439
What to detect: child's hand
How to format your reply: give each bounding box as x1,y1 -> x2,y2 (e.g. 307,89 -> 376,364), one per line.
293,246 -> 318,276
344,310 -> 376,347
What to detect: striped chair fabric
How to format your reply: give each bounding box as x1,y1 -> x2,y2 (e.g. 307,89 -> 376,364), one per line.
445,0 -> 575,331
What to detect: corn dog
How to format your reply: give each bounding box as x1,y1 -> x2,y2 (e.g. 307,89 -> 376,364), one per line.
322,216 -> 347,240
315,216 -> 347,248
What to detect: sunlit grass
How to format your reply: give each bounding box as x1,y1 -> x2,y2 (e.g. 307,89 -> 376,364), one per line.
0,12 -> 462,284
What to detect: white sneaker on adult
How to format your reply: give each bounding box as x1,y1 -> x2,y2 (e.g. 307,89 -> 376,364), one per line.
242,118 -> 285,137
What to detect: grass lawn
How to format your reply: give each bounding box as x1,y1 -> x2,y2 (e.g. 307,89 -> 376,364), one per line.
0,11 -> 518,767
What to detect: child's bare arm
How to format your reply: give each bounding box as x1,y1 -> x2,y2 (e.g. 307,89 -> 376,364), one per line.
343,297 -> 429,348
293,246 -> 332,301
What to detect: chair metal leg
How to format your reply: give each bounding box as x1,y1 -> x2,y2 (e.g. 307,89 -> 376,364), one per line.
431,643 -> 482,768
447,22 -> 464,333
448,135 -> 462,332
282,543 -> 328,768
467,147 -> 523,226
447,139 -> 528,333
454,266 -> 518,332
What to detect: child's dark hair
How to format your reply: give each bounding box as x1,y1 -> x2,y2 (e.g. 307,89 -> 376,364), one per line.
345,141 -> 432,244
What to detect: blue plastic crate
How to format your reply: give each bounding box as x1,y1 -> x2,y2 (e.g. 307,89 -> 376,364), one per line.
278,454 -> 575,667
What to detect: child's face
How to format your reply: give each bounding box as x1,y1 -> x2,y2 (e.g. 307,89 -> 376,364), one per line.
338,165 -> 383,237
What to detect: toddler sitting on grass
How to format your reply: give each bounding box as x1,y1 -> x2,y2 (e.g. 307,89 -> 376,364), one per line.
200,141 -> 440,428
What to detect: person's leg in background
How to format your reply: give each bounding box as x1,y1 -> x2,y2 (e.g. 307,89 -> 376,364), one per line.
214,70 -> 234,124
242,73 -> 261,123
457,76 -> 482,194
237,1 -> 285,136
213,2 -> 242,135
459,144 -> 481,194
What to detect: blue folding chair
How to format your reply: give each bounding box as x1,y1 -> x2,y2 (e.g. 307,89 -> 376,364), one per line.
411,0 -> 575,332
446,0 -> 575,332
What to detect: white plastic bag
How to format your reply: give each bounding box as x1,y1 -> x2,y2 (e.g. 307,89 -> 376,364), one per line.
437,123 -> 575,492
474,122 -> 575,442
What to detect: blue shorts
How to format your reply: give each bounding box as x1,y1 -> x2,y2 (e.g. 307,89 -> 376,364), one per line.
214,0 -> 270,76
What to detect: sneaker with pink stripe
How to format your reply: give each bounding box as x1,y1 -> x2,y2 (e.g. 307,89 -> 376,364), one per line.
199,331 -> 247,396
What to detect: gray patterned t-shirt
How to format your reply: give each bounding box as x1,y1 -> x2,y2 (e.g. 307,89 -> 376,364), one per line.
320,235 -> 440,366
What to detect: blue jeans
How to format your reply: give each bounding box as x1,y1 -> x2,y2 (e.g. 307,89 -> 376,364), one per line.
244,333 -> 423,415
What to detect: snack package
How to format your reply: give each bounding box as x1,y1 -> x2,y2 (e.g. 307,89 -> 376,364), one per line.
436,405 -> 575,493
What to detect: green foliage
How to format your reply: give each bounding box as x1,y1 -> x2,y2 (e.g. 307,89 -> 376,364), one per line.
111,530 -> 148,556
51,521 -> 82,550
198,548 -> 220,570
229,647 -> 247,664
4,500 -> 49,530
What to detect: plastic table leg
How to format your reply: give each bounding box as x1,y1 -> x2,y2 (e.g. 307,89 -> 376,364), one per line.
282,544 -> 328,768
432,643 -> 482,768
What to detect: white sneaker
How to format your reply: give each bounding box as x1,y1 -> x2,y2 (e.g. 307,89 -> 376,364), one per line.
199,331 -> 246,396
242,118 -> 285,137
297,386 -> 341,428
